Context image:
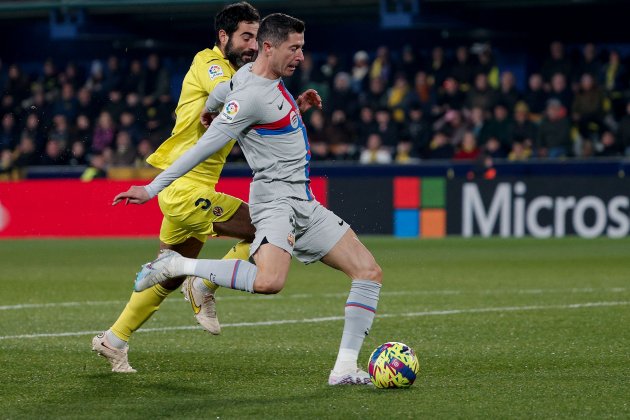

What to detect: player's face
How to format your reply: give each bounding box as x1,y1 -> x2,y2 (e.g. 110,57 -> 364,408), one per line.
225,21 -> 259,68
272,32 -> 305,78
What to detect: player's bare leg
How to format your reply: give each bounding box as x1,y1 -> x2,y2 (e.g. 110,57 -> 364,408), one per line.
320,229 -> 383,385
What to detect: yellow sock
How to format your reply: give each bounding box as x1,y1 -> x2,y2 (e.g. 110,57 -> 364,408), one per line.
110,284 -> 172,342
201,241 -> 251,291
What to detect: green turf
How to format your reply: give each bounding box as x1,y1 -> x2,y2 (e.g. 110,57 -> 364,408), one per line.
0,237 -> 628,419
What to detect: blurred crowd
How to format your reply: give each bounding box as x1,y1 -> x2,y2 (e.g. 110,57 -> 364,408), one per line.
2,40 -> 630,179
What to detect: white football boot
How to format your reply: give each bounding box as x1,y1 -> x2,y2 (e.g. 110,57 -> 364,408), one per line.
181,276 -> 221,335
91,332 -> 136,373
134,249 -> 181,292
328,368 -> 373,385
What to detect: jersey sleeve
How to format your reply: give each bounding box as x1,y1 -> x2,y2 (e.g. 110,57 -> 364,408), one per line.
192,55 -> 232,94
210,89 -> 260,140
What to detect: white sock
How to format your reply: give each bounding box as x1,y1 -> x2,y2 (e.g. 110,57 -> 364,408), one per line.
333,348 -> 359,373
105,329 -> 128,349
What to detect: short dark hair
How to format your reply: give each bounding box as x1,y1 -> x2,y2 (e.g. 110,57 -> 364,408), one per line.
257,13 -> 305,50
214,2 -> 260,45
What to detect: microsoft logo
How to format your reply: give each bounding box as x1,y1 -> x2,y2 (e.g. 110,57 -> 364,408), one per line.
393,177 -> 446,238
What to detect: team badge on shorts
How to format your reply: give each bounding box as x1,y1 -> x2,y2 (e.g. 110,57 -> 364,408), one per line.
287,233 -> 295,247
212,206 -> 224,217
208,64 -> 224,80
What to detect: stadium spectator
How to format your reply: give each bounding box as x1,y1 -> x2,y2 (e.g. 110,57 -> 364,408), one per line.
370,45 -> 394,84
523,73 -> 547,121
450,45 -> 475,89
118,110 -> 143,145
328,72 -> 359,119
60,62 -> 84,91
484,103 -> 513,152
306,109 -> 329,160
48,114 -> 71,150
91,111 -> 116,153
0,112 -> 18,152
474,43 -> 499,89
575,43 -> 601,84
355,105 -> 378,146
103,55 -> 124,93
104,89 -> 126,123
4,64 -> 30,103
399,45 -> 419,84
68,140 -> 88,166
510,101 -> 537,151
427,46 -> 449,88
508,140 -> 531,161
547,72 -> 573,110
405,105 -> 431,157
13,135 -> 38,169
39,58 -> 59,93
498,71 -> 521,113
541,41 -> 572,85
320,53 -> 341,89
81,152 -> 108,181
374,107 -> 400,149
40,139 -> 68,165
601,50 -> 627,118
328,109 -> 356,160
427,131 -> 454,159
465,73 -> 498,113
360,132 -> 392,164
76,87 -> 99,121
537,99 -> 572,158
360,77 -> 388,110
350,50 -> 370,93
121,59 -> 144,95
387,73 -> 410,123
433,109 -> 467,147
135,138 -> 155,167
140,53 -> 170,106
52,83 -> 79,122
433,76 -> 464,116
405,70 -> 436,115
596,130 -> 623,157
20,113 -> 45,151
73,114 -> 93,148
572,73 -> 606,138
110,131 -> 137,166
85,60 -> 106,98
454,131 -> 481,160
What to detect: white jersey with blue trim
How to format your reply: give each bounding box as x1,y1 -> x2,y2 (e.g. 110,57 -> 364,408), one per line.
211,63 -> 313,204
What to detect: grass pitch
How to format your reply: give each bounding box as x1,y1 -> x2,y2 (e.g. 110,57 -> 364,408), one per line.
0,237 -> 629,418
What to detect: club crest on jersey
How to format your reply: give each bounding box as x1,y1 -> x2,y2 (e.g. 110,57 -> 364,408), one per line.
220,100 -> 240,122
289,110 -> 299,128
208,64 -> 224,80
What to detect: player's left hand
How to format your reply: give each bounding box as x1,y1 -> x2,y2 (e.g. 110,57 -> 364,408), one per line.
112,186 -> 151,206
296,89 -> 322,113
200,109 -> 219,128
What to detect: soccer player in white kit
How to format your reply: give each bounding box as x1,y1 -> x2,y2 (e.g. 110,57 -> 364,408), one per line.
114,13 -> 383,386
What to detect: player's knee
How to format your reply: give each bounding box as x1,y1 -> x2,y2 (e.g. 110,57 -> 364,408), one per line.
359,261 -> 383,284
253,273 -> 285,294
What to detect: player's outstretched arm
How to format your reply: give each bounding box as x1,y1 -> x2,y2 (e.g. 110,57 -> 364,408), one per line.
296,89 -> 322,113
112,127 -> 232,206
201,81 -> 231,128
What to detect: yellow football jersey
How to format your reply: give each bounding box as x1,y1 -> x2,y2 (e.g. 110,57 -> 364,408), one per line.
147,46 -> 236,187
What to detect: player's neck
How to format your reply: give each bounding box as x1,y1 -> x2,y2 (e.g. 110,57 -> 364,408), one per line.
251,59 -> 281,80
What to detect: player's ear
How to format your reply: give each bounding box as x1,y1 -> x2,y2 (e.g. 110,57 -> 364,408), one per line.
218,29 -> 228,46
263,40 -> 274,54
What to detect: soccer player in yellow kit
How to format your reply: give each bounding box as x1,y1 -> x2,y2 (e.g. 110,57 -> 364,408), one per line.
92,2 -> 260,373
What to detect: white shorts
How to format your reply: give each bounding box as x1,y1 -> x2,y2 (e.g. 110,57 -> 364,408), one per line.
249,197 -> 350,264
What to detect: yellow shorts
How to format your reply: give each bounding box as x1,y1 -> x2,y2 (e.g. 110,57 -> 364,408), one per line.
158,177 -> 243,245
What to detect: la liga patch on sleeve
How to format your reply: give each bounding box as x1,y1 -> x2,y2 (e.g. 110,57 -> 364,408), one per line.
220,100 -> 240,122
208,64 -> 224,80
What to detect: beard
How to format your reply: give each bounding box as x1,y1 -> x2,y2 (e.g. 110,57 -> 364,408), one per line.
225,38 -> 257,68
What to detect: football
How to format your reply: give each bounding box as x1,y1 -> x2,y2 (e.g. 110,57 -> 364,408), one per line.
368,342 -> 420,388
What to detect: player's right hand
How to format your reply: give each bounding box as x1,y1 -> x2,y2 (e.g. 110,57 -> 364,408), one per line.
200,109 -> 218,128
112,186 -> 151,206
